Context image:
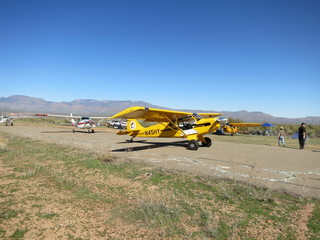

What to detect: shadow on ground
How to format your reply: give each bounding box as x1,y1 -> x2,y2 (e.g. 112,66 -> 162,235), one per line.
112,140 -> 189,152
41,130 -> 104,134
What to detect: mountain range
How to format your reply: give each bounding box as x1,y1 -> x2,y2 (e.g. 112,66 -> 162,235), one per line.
1,95 -> 320,124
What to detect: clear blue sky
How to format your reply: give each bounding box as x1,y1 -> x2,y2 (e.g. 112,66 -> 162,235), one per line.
1,0 -> 319,118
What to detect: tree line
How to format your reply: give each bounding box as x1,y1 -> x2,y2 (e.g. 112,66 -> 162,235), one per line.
228,118 -> 320,138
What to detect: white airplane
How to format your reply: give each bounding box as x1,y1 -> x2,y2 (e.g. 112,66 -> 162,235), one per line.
107,120 -> 127,129
0,115 -> 16,126
35,113 -> 109,133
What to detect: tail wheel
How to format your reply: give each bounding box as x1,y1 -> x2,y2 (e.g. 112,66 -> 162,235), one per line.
187,140 -> 199,150
202,137 -> 212,147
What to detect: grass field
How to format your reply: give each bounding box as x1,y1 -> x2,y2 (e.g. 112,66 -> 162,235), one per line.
0,133 -> 319,239
214,134 -> 320,151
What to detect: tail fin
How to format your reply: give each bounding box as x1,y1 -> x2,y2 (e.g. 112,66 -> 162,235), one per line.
127,119 -> 143,131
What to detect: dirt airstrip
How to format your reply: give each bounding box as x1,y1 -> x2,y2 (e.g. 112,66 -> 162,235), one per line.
1,124 -> 320,199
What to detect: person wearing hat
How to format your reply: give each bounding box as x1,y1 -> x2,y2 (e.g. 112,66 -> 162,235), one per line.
298,123 -> 307,149
278,126 -> 286,147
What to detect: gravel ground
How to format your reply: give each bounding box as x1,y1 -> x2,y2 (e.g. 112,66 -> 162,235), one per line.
1,124 -> 319,199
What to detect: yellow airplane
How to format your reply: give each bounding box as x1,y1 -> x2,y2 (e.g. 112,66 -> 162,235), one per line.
109,106 -> 225,150
222,123 -> 262,135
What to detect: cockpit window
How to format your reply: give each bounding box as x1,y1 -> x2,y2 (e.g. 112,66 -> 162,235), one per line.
193,113 -> 202,120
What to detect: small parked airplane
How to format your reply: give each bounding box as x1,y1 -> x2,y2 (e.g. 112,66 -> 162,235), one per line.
0,115 -> 16,126
109,106 -> 223,150
109,107 -> 262,150
222,122 -> 262,135
35,113 -> 109,133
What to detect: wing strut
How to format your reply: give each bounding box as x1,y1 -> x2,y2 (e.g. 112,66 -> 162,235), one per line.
160,113 -> 188,138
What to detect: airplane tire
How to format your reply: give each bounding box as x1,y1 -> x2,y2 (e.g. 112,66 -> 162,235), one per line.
188,140 -> 199,150
202,137 -> 212,147
91,129 -> 95,133
73,129 -> 75,133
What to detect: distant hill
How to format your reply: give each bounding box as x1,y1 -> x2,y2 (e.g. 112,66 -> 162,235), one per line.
0,95 -> 166,116
1,95 -> 320,124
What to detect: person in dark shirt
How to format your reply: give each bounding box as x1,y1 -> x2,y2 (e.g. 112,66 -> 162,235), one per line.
298,123 -> 306,149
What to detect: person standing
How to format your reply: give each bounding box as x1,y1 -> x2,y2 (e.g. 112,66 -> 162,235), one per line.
278,127 -> 286,147
298,123 -> 307,149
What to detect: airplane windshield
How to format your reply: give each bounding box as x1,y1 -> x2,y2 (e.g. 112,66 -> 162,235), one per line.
193,113 -> 202,120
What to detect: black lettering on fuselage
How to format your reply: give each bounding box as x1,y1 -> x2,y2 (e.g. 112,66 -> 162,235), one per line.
144,129 -> 161,136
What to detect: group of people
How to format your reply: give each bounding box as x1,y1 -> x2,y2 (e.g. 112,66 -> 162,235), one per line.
277,123 -> 307,149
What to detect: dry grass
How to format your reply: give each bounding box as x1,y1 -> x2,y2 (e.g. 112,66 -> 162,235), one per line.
0,135 -> 8,152
0,133 -> 319,239
215,134 -> 320,150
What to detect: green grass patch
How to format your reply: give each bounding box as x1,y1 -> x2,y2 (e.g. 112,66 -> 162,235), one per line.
130,201 -> 181,226
9,229 -> 28,239
0,209 -> 20,220
0,227 -> 6,236
37,212 -> 59,219
308,203 -> 320,239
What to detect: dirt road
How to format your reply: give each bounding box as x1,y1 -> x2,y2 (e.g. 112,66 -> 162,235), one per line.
1,124 -> 319,199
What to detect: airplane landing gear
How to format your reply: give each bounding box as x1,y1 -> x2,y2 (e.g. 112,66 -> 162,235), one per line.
201,137 -> 212,147
126,137 -> 135,142
187,137 -> 212,150
187,140 -> 199,150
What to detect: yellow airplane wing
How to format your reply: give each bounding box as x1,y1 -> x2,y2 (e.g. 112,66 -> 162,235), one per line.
229,123 -> 262,127
109,106 -> 222,122
198,113 -> 223,118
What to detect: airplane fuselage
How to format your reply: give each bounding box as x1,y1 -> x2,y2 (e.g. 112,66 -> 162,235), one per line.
118,117 -> 221,141
75,120 -> 96,129
0,117 -> 14,126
